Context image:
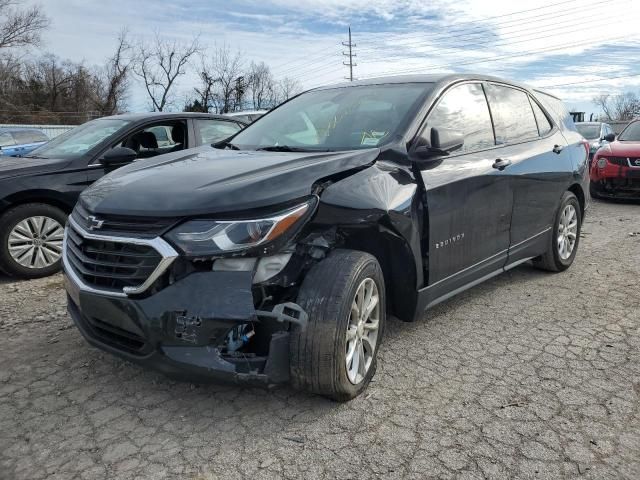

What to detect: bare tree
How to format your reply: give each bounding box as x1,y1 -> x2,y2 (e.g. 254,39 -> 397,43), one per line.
0,0 -> 49,49
192,53 -> 218,112
92,29 -> 132,115
204,44 -> 244,113
247,61 -> 275,110
134,32 -> 201,111
592,92 -> 640,121
276,76 -> 301,105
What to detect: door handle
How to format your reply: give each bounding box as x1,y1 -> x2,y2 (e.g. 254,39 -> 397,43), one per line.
552,144 -> 564,154
492,158 -> 512,170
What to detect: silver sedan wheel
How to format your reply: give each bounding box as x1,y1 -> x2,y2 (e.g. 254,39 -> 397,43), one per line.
345,277 -> 380,385
557,204 -> 578,260
8,216 -> 64,269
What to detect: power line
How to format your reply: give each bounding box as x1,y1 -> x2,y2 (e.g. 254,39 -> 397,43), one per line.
342,26 -> 357,81
356,14 -> 622,67
356,0 -> 620,52
358,33 -> 635,79
540,73 -> 640,88
270,0 -> 612,81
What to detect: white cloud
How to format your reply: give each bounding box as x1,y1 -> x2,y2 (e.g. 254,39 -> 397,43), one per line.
31,0 -> 640,114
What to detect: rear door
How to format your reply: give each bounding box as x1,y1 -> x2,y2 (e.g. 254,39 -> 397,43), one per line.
484,83 -> 575,265
418,82 -> 513,301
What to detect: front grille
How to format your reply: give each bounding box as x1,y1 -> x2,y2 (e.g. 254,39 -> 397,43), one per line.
72,203 -> 177,238
65,222 -> 163,293
608,156 -> 631,167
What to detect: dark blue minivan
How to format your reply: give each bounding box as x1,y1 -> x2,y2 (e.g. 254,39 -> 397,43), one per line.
0,128 -> 49,157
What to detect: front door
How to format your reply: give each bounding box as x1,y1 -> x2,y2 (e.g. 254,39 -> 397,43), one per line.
417,82 -> 513,304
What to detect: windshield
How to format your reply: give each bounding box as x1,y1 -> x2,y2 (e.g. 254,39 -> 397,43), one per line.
28,118 -> 131,159
229,83 -> 431,151
575,124 -> 600,140
618,121 -> 640,141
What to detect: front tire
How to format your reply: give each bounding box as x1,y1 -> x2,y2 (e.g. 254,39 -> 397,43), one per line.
290,249 -> 386,401
0,203 -> 67,278
533,191 -> 581,272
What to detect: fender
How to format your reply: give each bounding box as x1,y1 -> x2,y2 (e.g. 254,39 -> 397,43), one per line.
312,161 -> 424,321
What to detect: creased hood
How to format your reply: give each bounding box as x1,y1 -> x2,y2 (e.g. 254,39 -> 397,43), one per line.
0,156 -> 70,179
80,147 -> 380,217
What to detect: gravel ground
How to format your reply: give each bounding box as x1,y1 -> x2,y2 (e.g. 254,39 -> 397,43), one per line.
0,198 -> 639,480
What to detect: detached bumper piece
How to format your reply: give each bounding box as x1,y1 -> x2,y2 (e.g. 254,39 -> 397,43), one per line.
65,270 -> 305,386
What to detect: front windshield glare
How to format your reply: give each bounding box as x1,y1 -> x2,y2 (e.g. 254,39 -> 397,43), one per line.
230,83 -> 431,151
29,118 -> 131,159
618,122 -> 640,141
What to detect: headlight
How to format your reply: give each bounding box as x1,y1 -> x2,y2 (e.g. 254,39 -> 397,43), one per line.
596,158 -> 607,168
165,200 -> 314,256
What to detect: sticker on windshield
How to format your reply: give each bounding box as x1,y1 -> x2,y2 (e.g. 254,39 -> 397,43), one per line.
361,130 -> 388,146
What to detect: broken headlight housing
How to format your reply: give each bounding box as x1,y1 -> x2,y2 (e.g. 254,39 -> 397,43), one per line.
165,198 -> 316,257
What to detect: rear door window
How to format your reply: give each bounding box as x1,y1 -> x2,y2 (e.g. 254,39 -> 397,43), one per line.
530,99 -> 553,136
486,84 -> 539,144
534,91 -> 577,132
425,82 -> 495,154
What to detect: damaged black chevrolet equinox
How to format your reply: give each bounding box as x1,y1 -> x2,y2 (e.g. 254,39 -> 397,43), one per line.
63,75 -> 589,401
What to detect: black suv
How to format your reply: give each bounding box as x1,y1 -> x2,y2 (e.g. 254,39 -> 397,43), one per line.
64,75 -> 589,401
0,112 -> 246,278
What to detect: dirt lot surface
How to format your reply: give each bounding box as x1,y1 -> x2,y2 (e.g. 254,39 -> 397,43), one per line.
0,199 -> 639,480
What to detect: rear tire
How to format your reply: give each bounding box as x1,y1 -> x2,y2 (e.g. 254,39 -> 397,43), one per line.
0,203 -> 67,278
290,249 -> 386,401
533,191 -> 581,272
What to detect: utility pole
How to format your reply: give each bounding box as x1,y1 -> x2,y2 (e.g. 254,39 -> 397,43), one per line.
342,26 -> 357,81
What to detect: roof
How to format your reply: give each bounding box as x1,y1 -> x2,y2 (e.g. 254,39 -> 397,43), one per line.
98,112 -> 244,122
308,73 -> 562,102
226,110 -> 268,116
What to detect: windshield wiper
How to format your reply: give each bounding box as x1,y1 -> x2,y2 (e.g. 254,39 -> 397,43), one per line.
256,145 -> 330,152
212,140 -> 240,150
23,154 -> 48,159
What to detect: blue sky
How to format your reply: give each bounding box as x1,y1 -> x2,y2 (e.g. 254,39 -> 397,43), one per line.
35,0 -> 640,115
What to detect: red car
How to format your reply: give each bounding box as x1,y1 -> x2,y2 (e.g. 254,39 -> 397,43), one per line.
591,120 -> 640,199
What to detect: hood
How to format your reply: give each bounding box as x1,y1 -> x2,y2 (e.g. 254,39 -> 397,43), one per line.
600,141 -> 640,157
80,147 -> 380,217
0,156 -> 70,180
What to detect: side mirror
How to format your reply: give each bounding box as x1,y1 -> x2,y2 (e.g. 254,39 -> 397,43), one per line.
603,133 -> 615,142
100,146 -> 137,167
412,127 -> 464,162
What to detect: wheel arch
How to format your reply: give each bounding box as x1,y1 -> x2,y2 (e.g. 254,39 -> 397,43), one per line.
567,183 -> 585,216
335,224 -> 419,322
1,190 -> 74,217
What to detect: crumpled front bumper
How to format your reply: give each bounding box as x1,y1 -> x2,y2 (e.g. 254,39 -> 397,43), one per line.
64,270 -> 294,385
